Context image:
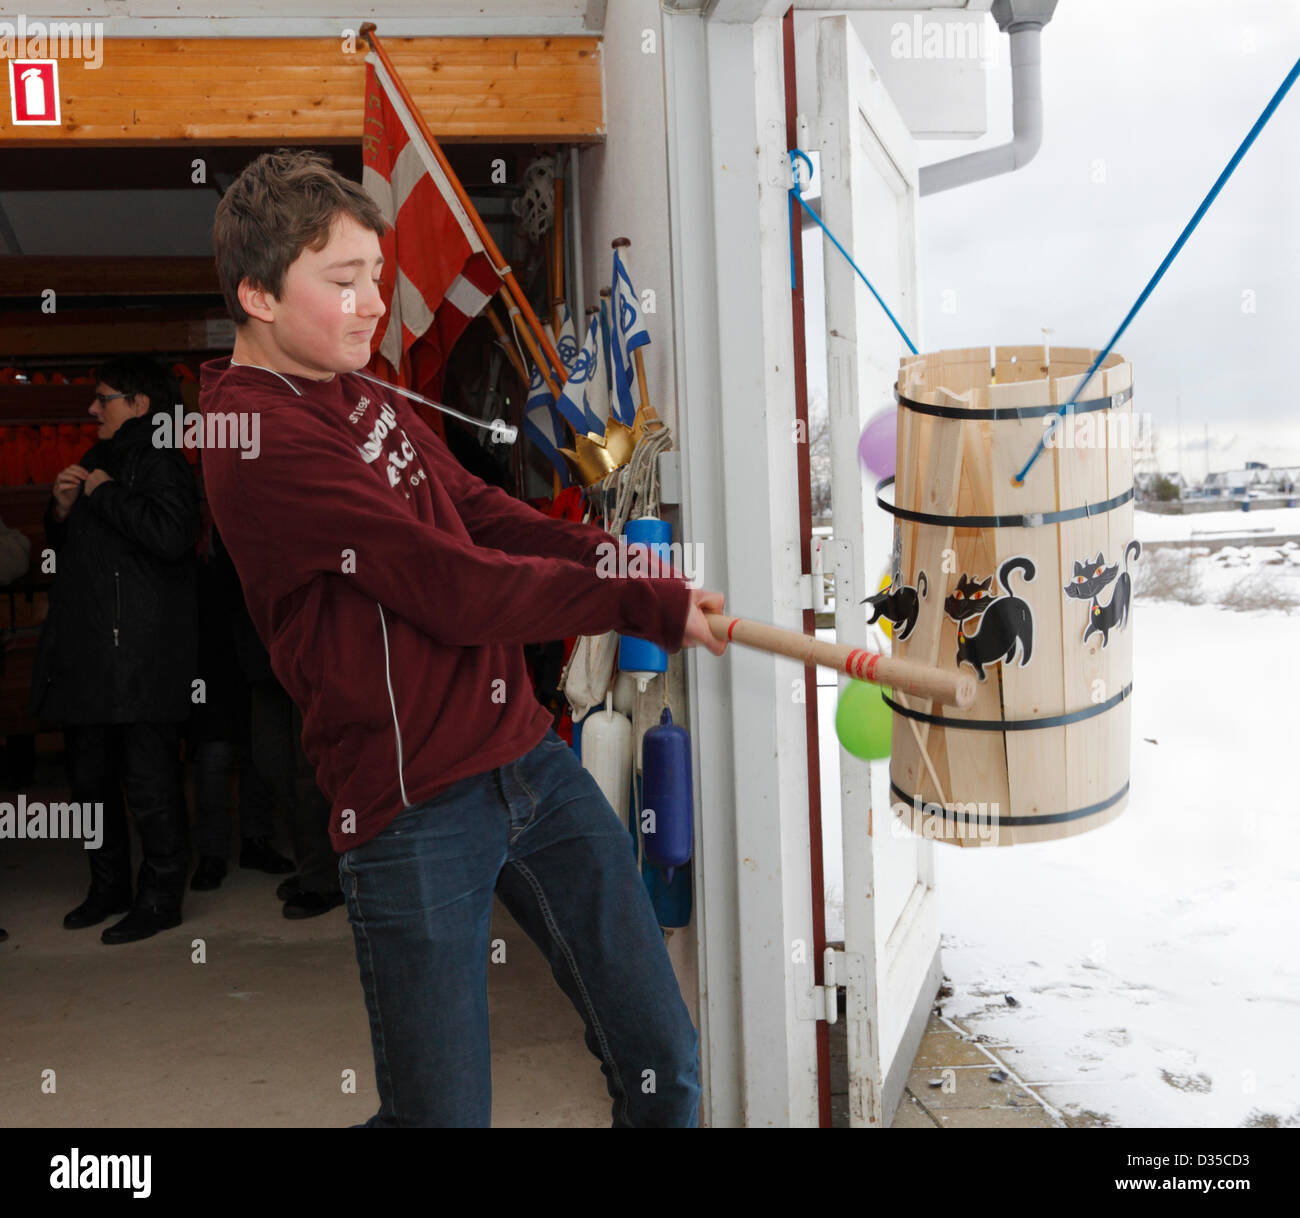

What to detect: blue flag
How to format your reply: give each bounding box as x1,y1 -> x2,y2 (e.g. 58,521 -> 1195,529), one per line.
554,304 -> 580,374
610,249 -> 650,426
522,358 -> 570,485
557,314 -> 610,436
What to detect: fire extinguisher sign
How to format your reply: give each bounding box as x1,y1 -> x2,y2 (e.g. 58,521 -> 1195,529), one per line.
9,59 -> 60,125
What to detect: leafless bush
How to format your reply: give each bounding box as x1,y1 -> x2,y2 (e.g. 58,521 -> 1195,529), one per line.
1134,549 -> 1203,605
1219,570 -> 1299,614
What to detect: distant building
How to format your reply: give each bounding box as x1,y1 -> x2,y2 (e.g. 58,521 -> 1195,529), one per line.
1263,466 -> 1298,494
1191,465 -> 1300,499
1203,468 -> 1265,497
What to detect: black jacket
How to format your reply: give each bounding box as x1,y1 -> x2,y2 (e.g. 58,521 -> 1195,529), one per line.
28,414 -> 200,725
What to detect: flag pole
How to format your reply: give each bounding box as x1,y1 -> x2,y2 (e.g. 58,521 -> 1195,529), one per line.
360,23 -> 568,393
484,302 -> 529,385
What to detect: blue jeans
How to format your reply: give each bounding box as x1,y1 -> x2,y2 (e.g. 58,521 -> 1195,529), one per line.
339,727 -> 701,1127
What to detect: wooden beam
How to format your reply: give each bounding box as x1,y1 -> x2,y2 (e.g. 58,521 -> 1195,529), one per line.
0,36 -> 605,145
0,306 -> 232,356
0,385 -> 98,422
0,257 -> 221,297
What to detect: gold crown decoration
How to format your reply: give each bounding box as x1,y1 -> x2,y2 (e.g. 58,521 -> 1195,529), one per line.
558,405 -> 664,487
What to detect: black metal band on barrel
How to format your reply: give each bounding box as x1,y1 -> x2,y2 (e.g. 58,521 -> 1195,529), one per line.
881,682 -> 1132,731
894,384 -> 1132,420
889,779 -> 1130,827
874,475 -> 1134,529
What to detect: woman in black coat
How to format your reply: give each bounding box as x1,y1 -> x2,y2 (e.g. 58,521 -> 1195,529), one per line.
29,356 -> 200,944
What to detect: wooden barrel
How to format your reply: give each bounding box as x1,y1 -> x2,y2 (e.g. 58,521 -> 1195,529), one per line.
878,346 -> 1137,847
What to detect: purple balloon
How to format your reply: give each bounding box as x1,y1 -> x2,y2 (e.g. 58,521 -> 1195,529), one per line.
858,409 -> 897,479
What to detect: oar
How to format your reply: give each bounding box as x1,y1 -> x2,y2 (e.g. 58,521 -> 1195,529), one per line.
704,613 -> 975,709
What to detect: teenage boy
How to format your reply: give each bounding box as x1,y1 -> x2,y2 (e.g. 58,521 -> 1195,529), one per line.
200,149 -> 727,1127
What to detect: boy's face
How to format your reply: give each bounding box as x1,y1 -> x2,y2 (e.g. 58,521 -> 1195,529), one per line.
248,211 -> 386,377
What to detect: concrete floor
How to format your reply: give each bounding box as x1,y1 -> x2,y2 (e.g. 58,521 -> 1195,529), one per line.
0,759 -> 632,1128
3,755 -> 1070,1129
889,1013 -> 1067,1128
825,1005 -> 1065,1128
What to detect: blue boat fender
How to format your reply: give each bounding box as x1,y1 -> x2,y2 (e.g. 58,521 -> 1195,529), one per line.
640,707 -> 693,884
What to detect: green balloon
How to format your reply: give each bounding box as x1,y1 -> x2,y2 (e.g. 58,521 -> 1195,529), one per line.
835,681 -> 893,760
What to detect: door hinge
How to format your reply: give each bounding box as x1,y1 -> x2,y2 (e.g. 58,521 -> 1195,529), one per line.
795,533 -> 831,612
795,948 -> 861,1025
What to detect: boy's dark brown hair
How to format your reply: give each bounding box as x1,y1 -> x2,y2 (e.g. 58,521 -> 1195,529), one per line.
212,148 -> 387,326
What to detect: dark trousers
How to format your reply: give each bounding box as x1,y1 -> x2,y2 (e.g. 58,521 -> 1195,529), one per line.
249,679 -> 337,895
192,738 -> 275,859
340,727 -> 700,1127
63,721 -> 190,913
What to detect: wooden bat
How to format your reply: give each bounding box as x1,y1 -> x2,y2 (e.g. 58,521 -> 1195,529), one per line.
704,612 -> 975,709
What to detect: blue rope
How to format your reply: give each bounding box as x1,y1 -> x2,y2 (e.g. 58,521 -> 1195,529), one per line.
1014,55 -> 1300,486
788,149 -> 918,355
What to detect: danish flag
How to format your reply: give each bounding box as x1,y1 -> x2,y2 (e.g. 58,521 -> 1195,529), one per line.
361,52 -> 503,435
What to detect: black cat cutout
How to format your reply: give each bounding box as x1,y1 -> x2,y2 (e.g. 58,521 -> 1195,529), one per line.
861,571 -> 928,642
1064,539 -> 1141,647
944,572 -> 994,626
950,557 -> 1036,681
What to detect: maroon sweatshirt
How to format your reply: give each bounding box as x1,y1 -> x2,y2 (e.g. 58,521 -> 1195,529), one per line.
197,356 -> 692,851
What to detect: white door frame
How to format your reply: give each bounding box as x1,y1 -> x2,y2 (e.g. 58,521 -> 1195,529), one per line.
662,3 -> 947,1127
817,13 -> 942,1127
664,8 -> 821,1127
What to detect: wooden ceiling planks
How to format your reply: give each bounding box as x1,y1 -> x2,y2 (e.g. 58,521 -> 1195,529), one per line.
0,36 -> 605,145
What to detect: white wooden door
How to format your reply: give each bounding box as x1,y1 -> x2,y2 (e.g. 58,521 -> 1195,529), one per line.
817,13 -> 943,1128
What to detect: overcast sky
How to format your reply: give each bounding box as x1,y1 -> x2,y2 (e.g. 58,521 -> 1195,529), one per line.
916,0 -> 1300,474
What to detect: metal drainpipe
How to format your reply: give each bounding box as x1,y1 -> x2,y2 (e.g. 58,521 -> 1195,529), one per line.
919,0 -> 1059,197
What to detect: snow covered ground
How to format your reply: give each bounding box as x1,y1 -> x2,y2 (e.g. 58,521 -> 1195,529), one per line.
1133,508 -> 1300,614
1134,505 -> 1300,543
816,507 -> 1300,1127
933,602 -> 1300,1128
